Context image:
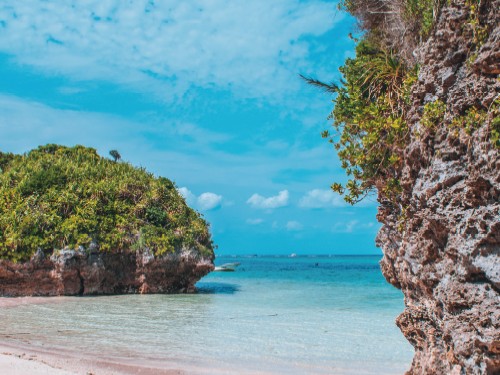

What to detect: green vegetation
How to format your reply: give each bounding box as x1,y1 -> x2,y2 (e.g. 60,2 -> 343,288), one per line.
109,149 -> 121,162
403,0 -> 446,39
466,0 -> 488,47
490,97 -> 500,148
0,145 -> 214,262
305,38 -> 416,204
306,0 -> 497,205
448,96 -> 500,145
421,100 -> 446,130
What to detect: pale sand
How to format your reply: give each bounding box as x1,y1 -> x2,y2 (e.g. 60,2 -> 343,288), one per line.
0,341 -> 376,375
0,343 -> 288,375
0,352 -> 74,375
0,343 -> 186,375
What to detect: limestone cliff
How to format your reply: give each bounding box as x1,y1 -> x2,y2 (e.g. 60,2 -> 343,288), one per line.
0,248 -> 213,296
376,0 -> 500,373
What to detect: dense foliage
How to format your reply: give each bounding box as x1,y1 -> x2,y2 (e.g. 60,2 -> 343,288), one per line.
0,145 -> 213,262
328,40 -> 415,203
307,0 -> 497,205
306,37 -> 416,203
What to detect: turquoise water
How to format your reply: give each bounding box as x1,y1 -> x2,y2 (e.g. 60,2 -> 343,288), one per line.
0,255 -> 413,374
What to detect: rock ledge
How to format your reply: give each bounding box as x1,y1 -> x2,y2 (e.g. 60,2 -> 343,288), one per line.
0,248 -> 214,296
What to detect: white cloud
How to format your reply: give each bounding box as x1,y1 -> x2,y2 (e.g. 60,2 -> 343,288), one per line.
298,188 -> 346,208
246,218 -> 264,225
0,1 -> 341,100
178,188 -> 222,211
0,94 -> 342,194
197,192 -> 223,211
286,221 -> 303,231
177,187 -> 196,205
247,190 -> 289,209
332,221 -> 377,233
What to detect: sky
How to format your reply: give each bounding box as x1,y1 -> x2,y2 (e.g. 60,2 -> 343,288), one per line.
0,0 -> 381,255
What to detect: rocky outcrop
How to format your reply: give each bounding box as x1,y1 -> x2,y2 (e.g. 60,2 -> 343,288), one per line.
377,1 -> 500,374
0,248 -> 214,296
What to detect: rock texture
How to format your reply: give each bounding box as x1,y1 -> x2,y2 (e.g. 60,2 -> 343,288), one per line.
0,248 -> 214,296
377,1 -> 500,374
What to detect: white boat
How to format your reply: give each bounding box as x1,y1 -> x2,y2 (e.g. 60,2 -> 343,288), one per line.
214,262 -> 241,272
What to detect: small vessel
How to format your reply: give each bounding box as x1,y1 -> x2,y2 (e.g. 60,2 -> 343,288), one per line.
214,262 -> 241,272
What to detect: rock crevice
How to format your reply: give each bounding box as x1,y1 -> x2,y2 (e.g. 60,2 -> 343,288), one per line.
377,1 -> 500,374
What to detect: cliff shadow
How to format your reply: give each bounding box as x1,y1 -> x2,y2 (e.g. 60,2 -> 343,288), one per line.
195,282 -> 240,295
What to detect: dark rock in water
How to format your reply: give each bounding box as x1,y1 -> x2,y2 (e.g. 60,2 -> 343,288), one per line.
376,1 -> 500,374
0,248 -> 213,296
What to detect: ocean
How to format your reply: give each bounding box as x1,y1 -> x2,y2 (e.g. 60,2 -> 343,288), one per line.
0,255 -> 414,374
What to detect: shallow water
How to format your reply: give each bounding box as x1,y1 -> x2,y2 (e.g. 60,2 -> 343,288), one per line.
0,255 -> 413,374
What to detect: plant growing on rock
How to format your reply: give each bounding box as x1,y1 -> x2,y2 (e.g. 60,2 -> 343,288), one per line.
304,38 -> 415,204
0,145 -> 214,262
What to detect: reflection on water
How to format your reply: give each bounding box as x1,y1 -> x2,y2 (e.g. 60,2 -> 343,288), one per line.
1,256 -> 413,374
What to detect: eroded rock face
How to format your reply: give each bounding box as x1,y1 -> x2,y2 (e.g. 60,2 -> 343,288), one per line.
0,248 -> 214,296
377,1 -> 500,374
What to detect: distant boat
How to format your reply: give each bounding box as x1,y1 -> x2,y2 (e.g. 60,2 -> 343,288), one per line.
289,253 -> 297,258
214,262 -> 241,272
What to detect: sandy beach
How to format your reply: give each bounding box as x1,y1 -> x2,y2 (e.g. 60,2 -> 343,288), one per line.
0,261 -> 412,375
0,342 -> 186,375
0,342 -> 291,375
0,351 -> 74,375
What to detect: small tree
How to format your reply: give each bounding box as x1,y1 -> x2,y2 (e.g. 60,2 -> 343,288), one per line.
109,150 -> 121,162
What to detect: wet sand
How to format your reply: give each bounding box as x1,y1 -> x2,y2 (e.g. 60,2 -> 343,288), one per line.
0,297 -> 185,374
0,342 -> 186,375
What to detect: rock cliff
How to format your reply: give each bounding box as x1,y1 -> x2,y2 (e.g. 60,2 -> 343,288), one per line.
376,0 -> 500,373
0,248 -> 213,296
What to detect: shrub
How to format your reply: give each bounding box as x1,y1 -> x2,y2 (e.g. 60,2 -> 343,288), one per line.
0,145 -> 214,262
305,38 -> 415,204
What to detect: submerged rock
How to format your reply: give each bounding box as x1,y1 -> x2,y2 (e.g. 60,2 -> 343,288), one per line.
0,248 -> 213,296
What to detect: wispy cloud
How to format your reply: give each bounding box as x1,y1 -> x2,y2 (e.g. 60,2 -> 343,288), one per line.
247,190 -> 289,209
286,220 -> 303,231
332,221 -> 376,233
299,188 -> 378,208
298,188 -> 346,208
0,94 -> 342,192
246,218 -> 264,225
0,1 -> 341,101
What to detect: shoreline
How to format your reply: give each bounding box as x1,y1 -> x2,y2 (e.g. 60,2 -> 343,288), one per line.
0,344 -> 390,375
0,338 -> 407,375
0,296 -> 78,308
0,341 -> 310,375
0,342 -> 185,374
0,293 -> 410,375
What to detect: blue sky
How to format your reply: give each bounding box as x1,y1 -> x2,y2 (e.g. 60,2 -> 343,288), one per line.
0,0 -> 380,255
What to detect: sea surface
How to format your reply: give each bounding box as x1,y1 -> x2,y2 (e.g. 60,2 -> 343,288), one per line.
0,255 -> 414,374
